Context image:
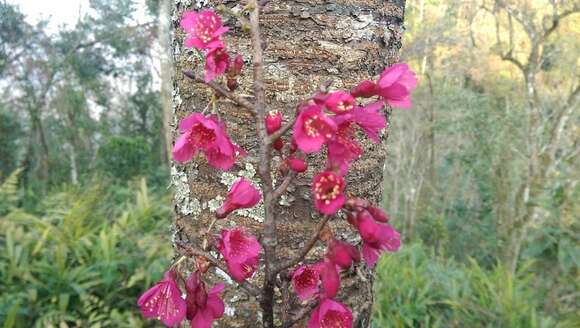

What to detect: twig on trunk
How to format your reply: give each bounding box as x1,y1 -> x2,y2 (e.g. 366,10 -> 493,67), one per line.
274,215 -> 333,274
183,70 -> 257,114
272,171 -> 296,200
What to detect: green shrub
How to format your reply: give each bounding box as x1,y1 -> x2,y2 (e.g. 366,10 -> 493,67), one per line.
373,243 -> 560,328
0,179 -> 172,327
96,137 -> 152,181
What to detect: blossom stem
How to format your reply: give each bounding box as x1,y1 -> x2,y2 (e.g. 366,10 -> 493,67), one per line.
202,218 -> 218,250
183,70 -> 257,115
272,171 -> 296,200
170,255 -> 188,270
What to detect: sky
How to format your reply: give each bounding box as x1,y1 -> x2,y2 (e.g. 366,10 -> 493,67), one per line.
7,0 -> 90,31
7,0 -> 150,32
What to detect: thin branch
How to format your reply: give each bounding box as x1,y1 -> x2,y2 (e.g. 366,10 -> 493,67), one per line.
274,215 -> 333,274
268,117 -> 296,144
183,70 -> 257,114
176,240 -> 262,298
543,84 -> 580,163
272,171 -> 296,200
541,2 -> 580,43
494,1 -> 536,38
489,8 -> 526,73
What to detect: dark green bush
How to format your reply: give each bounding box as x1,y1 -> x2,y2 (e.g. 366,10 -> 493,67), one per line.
97,137 -> 151,181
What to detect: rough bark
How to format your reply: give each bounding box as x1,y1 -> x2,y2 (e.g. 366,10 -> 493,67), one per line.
170,1 -> 406,327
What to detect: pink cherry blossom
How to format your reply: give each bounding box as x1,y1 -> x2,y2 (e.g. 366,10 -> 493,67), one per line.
350,63 -> 417,108
320,259 -> 340,298
312,171 -> 346,215
181,10 -> 229,50
204,47 -> 230,83
185,271 -> 225,328
326,124 -> 363,174
354,211 -> 401,267
308,298 -> 353,328
216,177 -> 261,218
327,239 -> 360,270
173,113 -> 244,170
351,101 -> 387,142
324,92 -> 356,114
293,105 -> 337,153
137,270 -> 187,327
291,264 -> 322,301
377,63 -> 417,108
287,156 -> 308,173
216,229 -> 261,283
265,110 -> 283,134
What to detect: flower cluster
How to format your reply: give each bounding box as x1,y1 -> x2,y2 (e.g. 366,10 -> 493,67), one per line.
290,238 -> 360,327
138,270 -> 225,328
181,9 -> 244,84
281,62 -> 415,326
141,8 -> 417,328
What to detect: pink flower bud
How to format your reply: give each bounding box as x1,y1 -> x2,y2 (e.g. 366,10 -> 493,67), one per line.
278,161 -> 289,176
273,138 -> 284,151
289,140 -> 298,153
265,110 -> 282,134
367,206 -> 389,223
229,54 -> 244,76
351,80 -> 378,98
227,77 -> 238,91
344,198 -> 369,210
216,177 -> 261,218
287,157 -> 307,173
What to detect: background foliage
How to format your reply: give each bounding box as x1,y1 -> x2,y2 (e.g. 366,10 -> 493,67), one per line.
0,0 -> 578,327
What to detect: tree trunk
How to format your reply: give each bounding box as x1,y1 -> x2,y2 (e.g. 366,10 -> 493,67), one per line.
170,1 -> 407,327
